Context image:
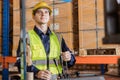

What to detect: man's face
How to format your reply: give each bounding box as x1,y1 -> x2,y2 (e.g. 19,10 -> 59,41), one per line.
33,8 -> 50,24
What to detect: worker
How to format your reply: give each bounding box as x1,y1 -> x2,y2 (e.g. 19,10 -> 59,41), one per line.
15,1 -> 76,80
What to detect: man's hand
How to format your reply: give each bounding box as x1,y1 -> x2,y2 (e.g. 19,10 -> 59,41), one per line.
61,51 -> 71,61
36,70 -> 51,80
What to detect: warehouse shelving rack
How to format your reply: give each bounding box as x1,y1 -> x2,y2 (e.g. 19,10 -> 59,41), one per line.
75,0 -> 120,75
1,0 -> 16,80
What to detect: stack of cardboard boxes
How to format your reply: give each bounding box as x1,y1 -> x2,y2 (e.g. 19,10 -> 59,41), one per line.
78,0 -> 119,54
49,2 -> 74,51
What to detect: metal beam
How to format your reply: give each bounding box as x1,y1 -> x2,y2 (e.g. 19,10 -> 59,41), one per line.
2,0 -> 10,80
76,55 -> 120,64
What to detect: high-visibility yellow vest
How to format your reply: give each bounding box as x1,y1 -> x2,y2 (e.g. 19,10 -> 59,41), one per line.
28,30 -> 62,74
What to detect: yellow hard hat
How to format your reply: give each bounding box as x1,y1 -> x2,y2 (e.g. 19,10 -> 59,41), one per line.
33,1 -> 52,15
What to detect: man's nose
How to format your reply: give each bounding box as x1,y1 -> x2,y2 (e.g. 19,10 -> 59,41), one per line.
41,12 -> 45,15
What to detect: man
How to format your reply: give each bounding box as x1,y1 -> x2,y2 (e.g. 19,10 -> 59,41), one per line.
16,1 -> 76,80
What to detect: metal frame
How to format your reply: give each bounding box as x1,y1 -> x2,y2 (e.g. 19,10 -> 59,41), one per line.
2,0 -> 10,79
76,55 -> 120,74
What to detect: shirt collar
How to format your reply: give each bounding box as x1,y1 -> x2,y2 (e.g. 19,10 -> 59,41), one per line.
33,26 -> 52,36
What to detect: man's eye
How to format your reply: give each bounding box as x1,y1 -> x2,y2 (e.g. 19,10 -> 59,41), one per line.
45,11 -> 49,14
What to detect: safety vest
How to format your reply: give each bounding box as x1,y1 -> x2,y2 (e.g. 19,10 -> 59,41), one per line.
28,30 -> 62,74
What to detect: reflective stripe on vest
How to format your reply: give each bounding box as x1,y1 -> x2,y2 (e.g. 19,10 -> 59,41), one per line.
32,59 -> 59,65
28,30 -> 62,74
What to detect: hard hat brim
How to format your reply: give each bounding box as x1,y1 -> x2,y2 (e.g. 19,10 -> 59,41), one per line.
33,6 -> 52,15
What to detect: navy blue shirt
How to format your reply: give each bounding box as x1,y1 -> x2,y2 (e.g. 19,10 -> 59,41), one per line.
16,26 -> 76,75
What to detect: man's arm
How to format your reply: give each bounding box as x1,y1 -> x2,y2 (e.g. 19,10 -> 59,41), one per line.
61,38 -> 76,68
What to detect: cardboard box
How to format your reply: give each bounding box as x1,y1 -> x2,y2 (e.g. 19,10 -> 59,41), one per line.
0,0 -> 2,13
12,36 -> 20,56
13,0 -> 52,10
49,17 -> 73,33
13,0 -> 20,10
97,0 -> 104,29
26,8 -> 35,31
61,32 -> 74,50
0,37 -> 1,54
78,0 -> 104,30
25,0 -> 52,8
79,30 -> 97,49
13,10 -> 20,36
13,9 -> 35,36
51,2 -> 72,18
79,30 -> 119,49
0,13 -> 2,36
